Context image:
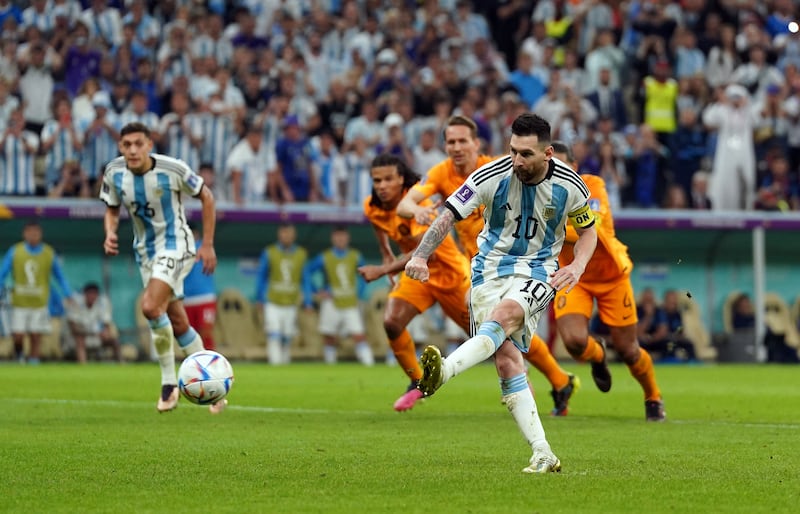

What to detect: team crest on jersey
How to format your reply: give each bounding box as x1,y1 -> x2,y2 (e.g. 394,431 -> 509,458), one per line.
542,204 -> 556,220
398,224 -> 410,236
455,184 -> 474,204
589,198 -> 600,211
153,187 -> 163,197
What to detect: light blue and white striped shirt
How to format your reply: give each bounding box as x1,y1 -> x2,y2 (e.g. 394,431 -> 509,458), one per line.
0,131 -> 39,195
41,119 -> 82,187
158,113 -> 203,172
198,111 -> 236,176
118,110 -> 160,133
100,154 -> 202,264
21,7 -> 56,33
77,112 -> 120,180
445,156 -> 592,287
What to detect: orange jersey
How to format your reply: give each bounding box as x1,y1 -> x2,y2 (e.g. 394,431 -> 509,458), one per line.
560,174 -> 633,283
363,194 -> 470,289
412,155 -> 497,258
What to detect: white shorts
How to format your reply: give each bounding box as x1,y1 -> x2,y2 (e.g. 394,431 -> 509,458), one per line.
469,275 -> 555,352
139,251 -> 195,299
264,303 -> 299,339
11,307 -> 51,334
318,299 -> 365,337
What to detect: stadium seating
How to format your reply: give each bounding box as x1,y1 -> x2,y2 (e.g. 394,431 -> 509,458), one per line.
215,288 -> 264,361
677,295 -> 716,361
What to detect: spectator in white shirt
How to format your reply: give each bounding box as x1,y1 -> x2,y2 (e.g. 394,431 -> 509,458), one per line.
67,282 -> 121,364
225,121 -> 276,205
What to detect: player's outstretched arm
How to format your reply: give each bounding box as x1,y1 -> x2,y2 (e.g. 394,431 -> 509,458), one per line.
196,185 -> 217,274
550,225 -> 597,292
405,209 -> 456,282
103,207 -> 120,256
397,188 -> 439,225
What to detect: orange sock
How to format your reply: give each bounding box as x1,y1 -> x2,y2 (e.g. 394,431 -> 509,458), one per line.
578,335 -> 605,363
628,349 -> 661,401
525,334 -> 569,391
389,329 -> 422,381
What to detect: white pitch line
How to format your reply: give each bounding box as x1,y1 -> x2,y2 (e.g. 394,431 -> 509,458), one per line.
9,397 -> 377,415
9,398 -> 800,429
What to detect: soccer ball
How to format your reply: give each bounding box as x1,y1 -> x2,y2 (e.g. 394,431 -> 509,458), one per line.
178,350 -> 234,405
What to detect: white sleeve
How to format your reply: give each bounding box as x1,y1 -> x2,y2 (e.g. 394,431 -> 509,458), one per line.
444,174 -> 484,221
99,169 -> 120,207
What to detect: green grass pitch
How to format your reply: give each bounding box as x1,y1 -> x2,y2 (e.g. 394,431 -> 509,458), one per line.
3,361 -> 799,513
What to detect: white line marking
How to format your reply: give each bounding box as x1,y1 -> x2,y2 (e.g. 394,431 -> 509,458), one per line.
10,398 -> 800,429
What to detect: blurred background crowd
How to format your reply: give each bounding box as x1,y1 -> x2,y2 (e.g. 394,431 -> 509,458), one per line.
1,0 -> 800,211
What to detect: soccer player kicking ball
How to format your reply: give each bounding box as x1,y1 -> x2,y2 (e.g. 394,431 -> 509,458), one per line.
405,113 -> 598,473
525,142 -> 665,422
100,122 -> 225,414
397,115 -> 580,415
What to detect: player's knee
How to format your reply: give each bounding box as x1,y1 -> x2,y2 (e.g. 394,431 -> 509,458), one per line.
560,327 -> 589,355
616,343 -> 641,364
383,317 -> 404,340
140,296 -> 163,320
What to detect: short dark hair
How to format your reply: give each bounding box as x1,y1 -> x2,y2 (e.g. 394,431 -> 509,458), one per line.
23,219 -> 41,229
120,122 -> 152,139
511,113 -> 551,144
83,282 -> 100,293
368,154 -> 420,208
550,140 -> 575,163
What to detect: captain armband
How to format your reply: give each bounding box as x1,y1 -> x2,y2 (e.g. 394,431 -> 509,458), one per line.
568,204 -> 596,229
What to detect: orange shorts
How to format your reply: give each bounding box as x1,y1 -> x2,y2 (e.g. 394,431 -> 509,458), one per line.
553,276 -> 637,327
389,273 -> 471,332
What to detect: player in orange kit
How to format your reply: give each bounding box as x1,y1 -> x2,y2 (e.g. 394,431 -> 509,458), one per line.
525,141 -> 665,421
397,115 -> 579,416
359,153 -> 472,412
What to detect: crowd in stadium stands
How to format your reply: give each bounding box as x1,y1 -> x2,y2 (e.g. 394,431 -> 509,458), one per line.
0,0 -> 800,210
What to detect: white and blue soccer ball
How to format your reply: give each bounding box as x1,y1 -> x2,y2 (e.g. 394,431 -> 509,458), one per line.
178,350 -> 234,405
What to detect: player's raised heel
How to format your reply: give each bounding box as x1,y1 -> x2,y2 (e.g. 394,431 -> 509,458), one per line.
157,384 -> 179,413
393,382 -> 424,412
645,399 -> 666,422
550,373 -> 580,416
591,338 -> 612,393
417,345 -> 444,397
522,446 -> 562,474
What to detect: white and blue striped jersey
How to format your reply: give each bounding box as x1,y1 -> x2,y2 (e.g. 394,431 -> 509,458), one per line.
80,7 -> 122,47
0,131 -> 39,195
118,110 -> 160,133
158,113 -> 203,172
21,7 -> 56,33
40,119 -> 82,186
77,112 -> 120,179
445,155 -> 594,287
100,154 -> 202,264
198,111 -> 236,175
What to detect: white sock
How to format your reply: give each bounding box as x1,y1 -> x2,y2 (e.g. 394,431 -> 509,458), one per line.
267,337 -> 282,364
442,334 -> 497,383
176,327 -> 204,355
324,345 -> 337,364
282,341 -> 292,364
149,315 -> 176,385
501,374 -> 548,450
354,341 -> 374,366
